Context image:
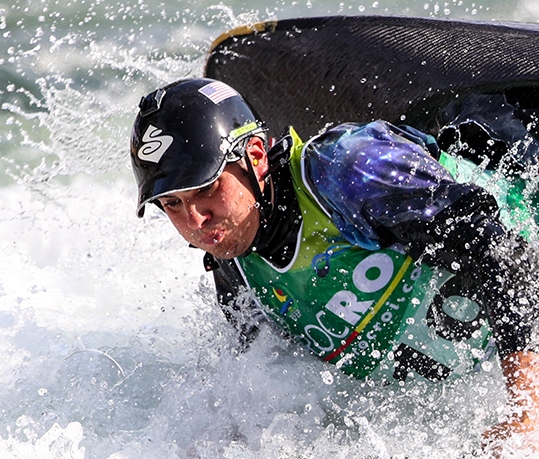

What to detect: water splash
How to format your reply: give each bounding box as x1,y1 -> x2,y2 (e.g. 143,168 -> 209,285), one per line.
2,0 -> 539,458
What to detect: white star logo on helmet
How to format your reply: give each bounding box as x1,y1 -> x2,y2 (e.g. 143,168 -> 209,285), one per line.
138,124 -> 173,163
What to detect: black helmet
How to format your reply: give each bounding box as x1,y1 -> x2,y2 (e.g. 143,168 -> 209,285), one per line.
130,78 -> 266,217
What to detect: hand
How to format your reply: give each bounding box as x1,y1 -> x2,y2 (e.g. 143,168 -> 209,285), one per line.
482,411 -> 538,457
482,351 -> 539,456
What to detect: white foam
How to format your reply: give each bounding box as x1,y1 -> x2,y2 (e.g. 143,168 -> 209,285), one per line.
2,0 -> 539,457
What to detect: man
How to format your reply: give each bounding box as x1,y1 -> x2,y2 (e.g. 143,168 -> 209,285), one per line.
130,78 -> 539,450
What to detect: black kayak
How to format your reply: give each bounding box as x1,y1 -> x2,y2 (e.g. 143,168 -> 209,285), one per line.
205,15 -> 539,165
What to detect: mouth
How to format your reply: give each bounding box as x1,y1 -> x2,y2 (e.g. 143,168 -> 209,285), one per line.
199,229 -> 225,246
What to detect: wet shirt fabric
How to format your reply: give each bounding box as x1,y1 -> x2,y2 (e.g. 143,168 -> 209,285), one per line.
232,121 -> 508,384
302,121 -> 477,251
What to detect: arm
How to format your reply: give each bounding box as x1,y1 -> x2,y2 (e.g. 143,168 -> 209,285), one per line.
376,175 -> 539,450
305,120 -> 539,444
305,120 -> 535,356
482,351 -> 539,454
398,195 -> 539,448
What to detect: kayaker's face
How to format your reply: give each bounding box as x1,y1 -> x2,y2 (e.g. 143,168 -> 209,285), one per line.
157,137 -> 268,259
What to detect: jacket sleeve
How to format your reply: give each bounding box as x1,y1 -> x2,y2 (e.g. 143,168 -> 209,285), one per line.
304,120 -> 538,357
387,190 -> 537,358
303,121 -> 475,250
204,253 -> 264,347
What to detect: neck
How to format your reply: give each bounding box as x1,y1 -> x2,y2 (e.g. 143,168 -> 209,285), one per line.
244,142 -> 302,268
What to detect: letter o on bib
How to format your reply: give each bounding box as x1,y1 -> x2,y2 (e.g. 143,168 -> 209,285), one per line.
353,253 -> 394,293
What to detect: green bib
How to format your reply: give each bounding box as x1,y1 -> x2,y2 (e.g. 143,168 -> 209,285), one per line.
237,130 -> 496,383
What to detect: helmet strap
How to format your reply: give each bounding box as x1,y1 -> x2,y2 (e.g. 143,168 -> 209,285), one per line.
233,135 -> 274,235
243,150 -> 273,227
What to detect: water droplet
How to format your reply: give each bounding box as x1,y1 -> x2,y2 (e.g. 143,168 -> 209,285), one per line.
321,370 -> 334,385
451,261 -> 461,271
481,361 -> 493,372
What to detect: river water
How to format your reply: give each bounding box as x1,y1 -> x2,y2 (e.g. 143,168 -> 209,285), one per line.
2,0 -> 539,458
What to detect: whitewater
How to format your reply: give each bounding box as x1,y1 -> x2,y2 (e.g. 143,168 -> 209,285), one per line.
2,0 -> 539,457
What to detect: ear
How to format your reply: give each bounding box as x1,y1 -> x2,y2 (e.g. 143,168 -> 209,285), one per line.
245,136 -> 269,181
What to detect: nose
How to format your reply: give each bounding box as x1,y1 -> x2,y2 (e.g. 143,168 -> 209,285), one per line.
185,202 -> 210,230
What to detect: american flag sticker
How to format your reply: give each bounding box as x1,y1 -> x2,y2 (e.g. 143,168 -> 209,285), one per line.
198,81 -> 239,104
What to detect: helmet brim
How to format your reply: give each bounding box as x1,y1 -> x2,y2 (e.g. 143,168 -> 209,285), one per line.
136,155 -> 229,217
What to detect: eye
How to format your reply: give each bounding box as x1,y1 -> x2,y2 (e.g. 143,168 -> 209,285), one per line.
162,198 -> 182,210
